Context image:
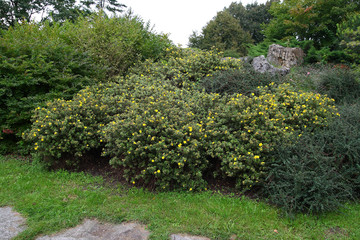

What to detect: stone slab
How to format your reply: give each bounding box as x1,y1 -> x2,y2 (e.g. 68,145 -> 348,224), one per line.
0,207 -> 27,240
170,234 -> 211,240
36,219 -> 150,240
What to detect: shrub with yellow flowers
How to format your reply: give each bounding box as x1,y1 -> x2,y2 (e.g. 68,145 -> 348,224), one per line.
129,47 -> 242,89
206,83 -> 339,190
22,80 -> 136,166
102,76 -> 223,191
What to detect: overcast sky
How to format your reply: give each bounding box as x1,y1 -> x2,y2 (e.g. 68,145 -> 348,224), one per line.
120,0 -> 269,47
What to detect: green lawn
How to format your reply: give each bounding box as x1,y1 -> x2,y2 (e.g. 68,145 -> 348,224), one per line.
1,155 -> 359,240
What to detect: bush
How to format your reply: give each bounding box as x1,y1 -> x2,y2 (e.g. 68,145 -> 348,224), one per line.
63,12 -> 172,78
264,132 -> 352,215
22,80 -> 136,166
129,47 -> 243,88
322,102 -> 360,197
102,76 -> 224,191
263,102 -> 360,214
0,21 -> 102,153
206,83 -> 338,190
198,64 -> 284,96
316,67 -> 360,103
1,13 -> 172,154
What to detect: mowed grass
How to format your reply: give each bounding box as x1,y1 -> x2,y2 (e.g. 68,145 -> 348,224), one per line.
1,155 -> 360,240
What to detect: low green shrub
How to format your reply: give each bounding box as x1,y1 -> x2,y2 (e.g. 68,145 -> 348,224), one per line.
263,102 -> 360,214
206,83 -> 338,190
198,64 -> 284,96
322,102 -> 360,197
316,67 -> 360,103
264,132 -> 352,215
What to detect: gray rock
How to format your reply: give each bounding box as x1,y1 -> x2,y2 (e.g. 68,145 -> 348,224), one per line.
267,44 -> 304,68
0,207 -> 27,240
36,219 -> 150,240
252,55 -> 289,75
170,234 -> 211,240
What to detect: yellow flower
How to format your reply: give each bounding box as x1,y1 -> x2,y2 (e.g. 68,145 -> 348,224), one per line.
254,155 -> 260,159
189,188 -> 192,191
157,170 -> 161,173
259,143 -> 263,147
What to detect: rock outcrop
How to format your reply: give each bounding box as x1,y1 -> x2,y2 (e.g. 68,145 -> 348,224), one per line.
266,44 -> 305,68
252,55 -> 290,75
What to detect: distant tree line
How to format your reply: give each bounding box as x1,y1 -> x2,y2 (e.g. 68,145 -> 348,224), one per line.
0,0 -> 125,29
189,0 -> 360,65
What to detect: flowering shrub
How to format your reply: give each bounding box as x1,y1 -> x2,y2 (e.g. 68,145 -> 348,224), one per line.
102,78 -> 223,191
22,81 -> 135,166
129,47 -> 242,88
206,83 -> 338,190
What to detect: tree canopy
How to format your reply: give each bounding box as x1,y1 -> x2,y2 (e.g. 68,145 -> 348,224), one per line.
188,1 -> 274,56
0,0 -> 126,29
264,0 -> 360,48
189,11 -> 253,56
225,0 -> 274,43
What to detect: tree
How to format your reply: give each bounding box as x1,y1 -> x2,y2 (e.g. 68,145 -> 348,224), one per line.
0,0 -> 126,29
95,0 -> 125,14
225,0 -> 274,43
264,0 -> 360,48
0,0 -> 46,28
337,13 -> 360,64
189,11 -> 253,56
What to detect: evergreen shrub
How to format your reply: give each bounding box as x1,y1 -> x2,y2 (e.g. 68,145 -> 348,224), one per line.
317,67 -> 360,103
264,132 -> 352,215
263,102 -> 360,214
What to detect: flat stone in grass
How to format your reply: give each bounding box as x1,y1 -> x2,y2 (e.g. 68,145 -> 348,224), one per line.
170,234 -> 211,240
36,219 -> 150,240
0,207 -> 27,240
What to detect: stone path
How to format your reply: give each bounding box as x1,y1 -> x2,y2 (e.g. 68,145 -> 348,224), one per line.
0,207 -> 211,240
0,207 -> 27,240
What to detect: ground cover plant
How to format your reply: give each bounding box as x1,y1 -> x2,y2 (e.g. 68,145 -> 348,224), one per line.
1,155 -> 360,240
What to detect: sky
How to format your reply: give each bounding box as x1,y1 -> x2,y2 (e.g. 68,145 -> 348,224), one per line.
120,0 -> 269,47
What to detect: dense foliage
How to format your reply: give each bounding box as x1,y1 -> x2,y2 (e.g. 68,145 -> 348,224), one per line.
188,11 -> 253,57
2,0 -> 360,217
189,0 -> 274,56
265,102 -> 360,214
224,0 -> 274,44
0,0 -> 126,29
337,13 -> 360,68
23,47 -> 339,193
0,12 -> 171,153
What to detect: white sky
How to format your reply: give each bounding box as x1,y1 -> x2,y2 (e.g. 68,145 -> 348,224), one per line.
121,0 -> 269,47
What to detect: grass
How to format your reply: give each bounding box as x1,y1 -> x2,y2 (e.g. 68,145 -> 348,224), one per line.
1,155 -> 360,240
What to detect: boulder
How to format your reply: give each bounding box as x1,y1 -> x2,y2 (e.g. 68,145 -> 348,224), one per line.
266,44 -> 304,68
252,55 -> 289,75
